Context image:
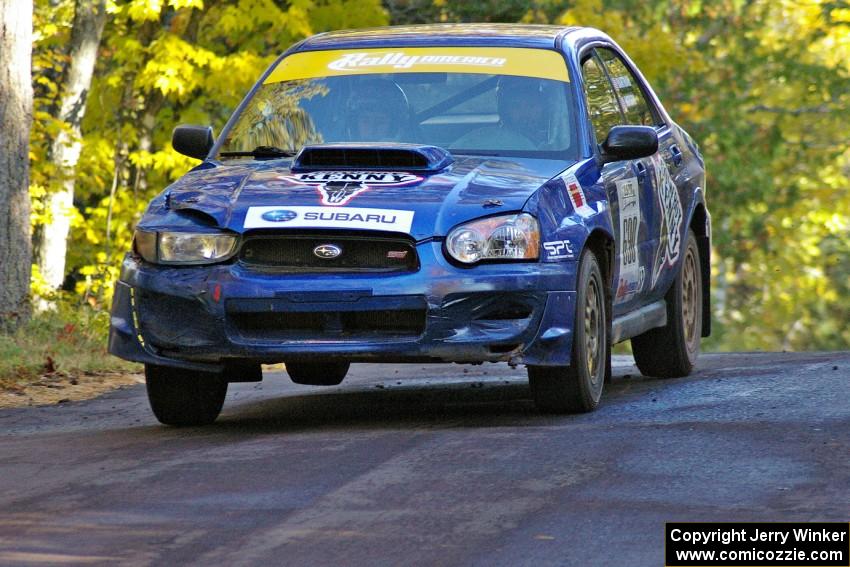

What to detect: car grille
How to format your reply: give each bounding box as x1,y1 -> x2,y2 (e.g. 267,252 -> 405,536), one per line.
239,234 -> 418,272
226,294 -> 427,342
229,309 -> 426,341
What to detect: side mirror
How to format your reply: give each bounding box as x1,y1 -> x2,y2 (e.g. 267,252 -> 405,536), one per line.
172,125 -> 215,160
599,125 -> 658,163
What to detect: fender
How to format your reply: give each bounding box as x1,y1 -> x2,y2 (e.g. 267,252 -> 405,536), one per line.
525,158 -> 615,293
675,119 -> 710,337
685,184 -> 712,337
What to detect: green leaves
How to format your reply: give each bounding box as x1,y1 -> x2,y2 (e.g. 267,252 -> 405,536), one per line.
498,0 -> 850,350
30,0 -> 387,307
30,0 -> 850,352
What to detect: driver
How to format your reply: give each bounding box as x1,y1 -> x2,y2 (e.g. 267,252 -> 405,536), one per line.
452,76 -> 558,150
346,79 -> 412,142
498,76 -> 555,145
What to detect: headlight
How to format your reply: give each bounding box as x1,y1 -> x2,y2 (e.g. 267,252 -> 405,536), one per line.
133,230 -> 237,265
445,213 -> 539,264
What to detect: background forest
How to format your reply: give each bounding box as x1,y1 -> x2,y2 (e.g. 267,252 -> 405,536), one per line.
4,0 -> 850,381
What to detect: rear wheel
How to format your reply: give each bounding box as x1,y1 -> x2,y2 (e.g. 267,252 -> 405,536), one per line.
529,249 -> 608,413
631,229 -> 702,377
145,364 -> 228,426
286,361 -> 350,386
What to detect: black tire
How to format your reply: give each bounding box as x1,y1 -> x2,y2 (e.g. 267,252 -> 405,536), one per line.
145,364 -> 228,426
631,229 -> 702,378
286,361 -> 350,386
529,249 -> 608,413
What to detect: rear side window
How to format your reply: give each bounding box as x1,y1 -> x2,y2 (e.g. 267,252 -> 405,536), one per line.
596,48 -> 658,127
580,54 -> 624,143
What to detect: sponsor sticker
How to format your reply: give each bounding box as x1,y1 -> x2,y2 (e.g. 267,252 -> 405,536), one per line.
563,173 -> 595,217
279,171 -> 423,207
328,52 -> 507,72
615,177 -> 644,302
317,182 -> 368,206
264,47 -> 571,83
650,154 -> 683,288
244,206 -> 415,233
543,239 -> 575,260
261,209 -> 297,222
284,171 -> 422,185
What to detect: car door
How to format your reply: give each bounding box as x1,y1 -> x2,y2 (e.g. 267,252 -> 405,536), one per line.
596,47 -> 684,301
579,50 -> 649,317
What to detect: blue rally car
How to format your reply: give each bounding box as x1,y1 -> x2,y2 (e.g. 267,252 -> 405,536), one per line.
109,24 -> 710,425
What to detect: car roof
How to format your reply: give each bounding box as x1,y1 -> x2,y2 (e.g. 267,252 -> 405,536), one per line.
296,23 -> 593,51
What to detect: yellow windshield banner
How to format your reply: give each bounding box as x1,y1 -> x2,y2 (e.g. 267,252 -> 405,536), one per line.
264,47 -> 570,84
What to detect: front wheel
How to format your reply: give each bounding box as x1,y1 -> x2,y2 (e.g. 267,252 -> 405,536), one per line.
529,249 -> 609,413
631,229 -> 702,378
145,364 -> 228,426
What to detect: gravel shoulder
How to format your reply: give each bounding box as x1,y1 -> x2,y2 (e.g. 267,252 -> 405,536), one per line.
0,372 -> 144,409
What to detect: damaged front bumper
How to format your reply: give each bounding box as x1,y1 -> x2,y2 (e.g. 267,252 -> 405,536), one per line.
108,241 -> 578,373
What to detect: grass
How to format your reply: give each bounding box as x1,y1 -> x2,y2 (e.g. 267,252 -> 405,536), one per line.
0,301 -> 139,390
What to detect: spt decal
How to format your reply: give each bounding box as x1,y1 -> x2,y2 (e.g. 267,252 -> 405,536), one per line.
543,239 -> 575,260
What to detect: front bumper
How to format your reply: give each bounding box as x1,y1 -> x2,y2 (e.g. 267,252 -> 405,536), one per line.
108,241 -> 578,372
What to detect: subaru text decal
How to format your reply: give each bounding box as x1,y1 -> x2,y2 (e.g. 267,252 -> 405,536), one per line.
244,206 -> 415,233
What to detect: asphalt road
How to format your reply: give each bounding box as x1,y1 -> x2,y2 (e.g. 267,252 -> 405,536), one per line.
0,352 -> 848,566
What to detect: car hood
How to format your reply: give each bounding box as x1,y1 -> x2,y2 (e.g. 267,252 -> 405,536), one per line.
154,156 -> 572,240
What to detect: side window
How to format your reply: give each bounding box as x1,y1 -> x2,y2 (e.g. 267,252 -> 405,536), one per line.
596,48 -> 657,127
581,54 -> 624,143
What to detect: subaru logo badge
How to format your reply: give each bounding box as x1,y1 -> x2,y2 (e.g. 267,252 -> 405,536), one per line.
261,209 -> 297,222
313,244 -> 342,259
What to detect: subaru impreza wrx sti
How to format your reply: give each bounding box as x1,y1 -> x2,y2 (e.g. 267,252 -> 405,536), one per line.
109,24 -> 710,425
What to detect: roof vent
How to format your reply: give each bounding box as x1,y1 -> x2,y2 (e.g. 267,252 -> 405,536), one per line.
292,143 -> 453,173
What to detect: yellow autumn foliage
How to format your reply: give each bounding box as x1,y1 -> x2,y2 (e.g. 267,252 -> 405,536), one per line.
27,0 -> 850,351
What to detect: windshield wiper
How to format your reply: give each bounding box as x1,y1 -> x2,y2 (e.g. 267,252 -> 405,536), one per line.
219,145 -> 298,159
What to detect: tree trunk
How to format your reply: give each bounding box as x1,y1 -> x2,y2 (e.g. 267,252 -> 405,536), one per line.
0,0 -> 34,332
35,0 -> 106,290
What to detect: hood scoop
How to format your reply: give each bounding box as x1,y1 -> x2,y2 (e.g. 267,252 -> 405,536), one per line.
292,143 -> 453,173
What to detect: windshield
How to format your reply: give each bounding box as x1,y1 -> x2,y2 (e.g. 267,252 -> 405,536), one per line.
218,48 -> 578,160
